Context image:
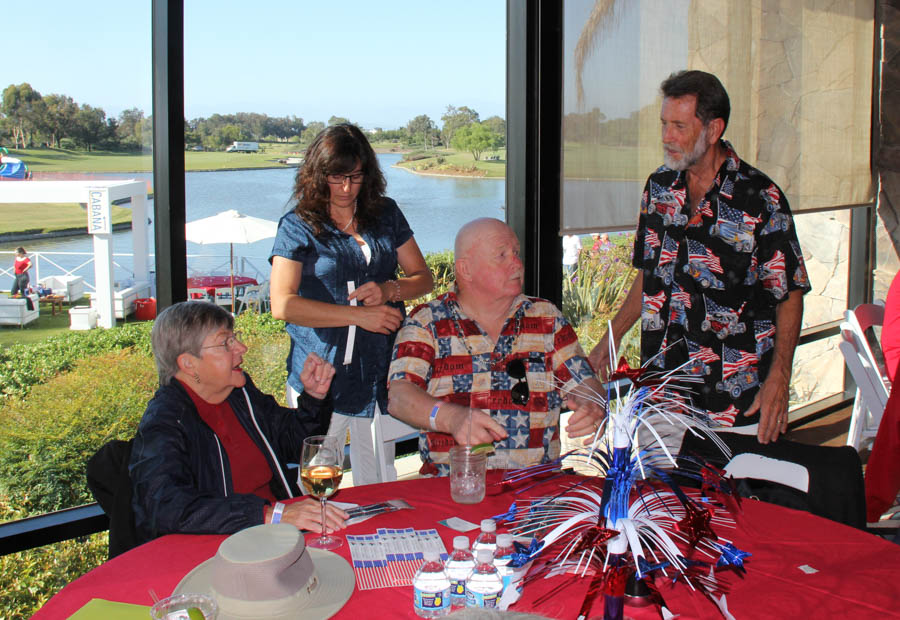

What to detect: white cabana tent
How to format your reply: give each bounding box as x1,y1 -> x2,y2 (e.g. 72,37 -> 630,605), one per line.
0,180 -> 149,328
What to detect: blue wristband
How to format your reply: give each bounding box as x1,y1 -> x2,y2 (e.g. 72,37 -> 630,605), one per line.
271,501 -> 285,524
429,403 -> 441,431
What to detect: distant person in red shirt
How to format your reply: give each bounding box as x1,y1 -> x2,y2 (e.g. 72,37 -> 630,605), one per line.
11,246 -> 31,296
882,270 -> 900,383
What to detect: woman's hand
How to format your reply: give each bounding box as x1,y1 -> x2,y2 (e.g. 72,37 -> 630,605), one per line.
299,352 -> 335,399
355,305 -> 403,334
274,499 -> 349,533
348,281 -> 390,306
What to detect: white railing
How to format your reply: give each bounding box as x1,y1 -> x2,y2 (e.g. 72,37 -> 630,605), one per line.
0,250 -> 272,293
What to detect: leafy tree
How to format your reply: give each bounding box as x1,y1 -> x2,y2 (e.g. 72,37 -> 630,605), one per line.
116,107 -> 145,150
301,121 -> 326,143
407,114 -> 435,148
482,115 -> 507,148
39,94 -> 78,148
71,104 -> 109,151
328,116 -> 350,126
451,122 -> 495,161
440,105 -> 479,149
2,83 -> 43,148
214,123 -> 244,149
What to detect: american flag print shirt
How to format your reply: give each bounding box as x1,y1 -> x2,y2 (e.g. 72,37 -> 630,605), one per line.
632,140 -> 812,427
388,288 -> 595,475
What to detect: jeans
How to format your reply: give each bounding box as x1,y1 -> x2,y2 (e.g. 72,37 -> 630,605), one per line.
10,273 -> 29,296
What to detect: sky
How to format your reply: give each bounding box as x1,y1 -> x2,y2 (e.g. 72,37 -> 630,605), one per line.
3,0 -> 506,130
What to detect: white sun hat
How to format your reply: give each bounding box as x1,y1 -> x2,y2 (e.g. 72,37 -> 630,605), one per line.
174,523 -> 354,619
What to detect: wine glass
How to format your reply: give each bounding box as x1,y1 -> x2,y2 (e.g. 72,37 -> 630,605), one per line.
300,435 -> 344,550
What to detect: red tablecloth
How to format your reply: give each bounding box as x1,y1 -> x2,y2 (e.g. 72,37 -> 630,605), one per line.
186,276 -> 257,290
34,476 -> 900,619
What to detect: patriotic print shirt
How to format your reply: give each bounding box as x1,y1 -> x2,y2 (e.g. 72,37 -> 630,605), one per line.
633,140 -> 811,427
388,287 -> 595,475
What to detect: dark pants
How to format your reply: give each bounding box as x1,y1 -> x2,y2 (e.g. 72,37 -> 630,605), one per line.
10,273 -> 29,296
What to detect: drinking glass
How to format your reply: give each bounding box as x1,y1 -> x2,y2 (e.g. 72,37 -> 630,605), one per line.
300,435 -> 344,550
449,445 -> 487,504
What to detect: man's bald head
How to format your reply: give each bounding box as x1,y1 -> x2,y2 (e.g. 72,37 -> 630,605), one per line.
455,218 -> 508,261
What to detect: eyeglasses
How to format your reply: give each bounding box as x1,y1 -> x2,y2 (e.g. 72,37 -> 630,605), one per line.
326,172 -> 365,185
201,332 -> 243,353
507,359 -> 530,406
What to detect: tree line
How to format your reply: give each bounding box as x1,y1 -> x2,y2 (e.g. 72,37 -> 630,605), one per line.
0,82 -> 506,158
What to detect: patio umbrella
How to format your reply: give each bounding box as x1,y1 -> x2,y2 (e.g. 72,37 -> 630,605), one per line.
185,209 -> 278,312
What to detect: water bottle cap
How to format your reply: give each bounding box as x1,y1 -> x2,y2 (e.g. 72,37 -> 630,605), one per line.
423,550 -> 440,562
453,536 -> 469,550
476,549 -> 494,564
480,518 -> 496,532
496,534 -> 514,547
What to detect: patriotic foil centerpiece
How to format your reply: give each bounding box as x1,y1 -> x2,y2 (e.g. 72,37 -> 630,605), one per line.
492,338 -> 750,620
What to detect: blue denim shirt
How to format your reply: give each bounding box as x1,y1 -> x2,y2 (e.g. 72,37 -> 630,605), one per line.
269,198 -> 413,417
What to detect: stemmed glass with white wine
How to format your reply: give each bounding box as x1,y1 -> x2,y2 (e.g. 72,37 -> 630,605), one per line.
300,435 -> 344,550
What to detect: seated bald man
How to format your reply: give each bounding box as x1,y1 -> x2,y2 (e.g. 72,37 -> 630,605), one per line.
387,218 -> 604,475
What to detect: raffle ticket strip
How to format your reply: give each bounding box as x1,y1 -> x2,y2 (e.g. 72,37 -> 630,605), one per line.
347,528 -> 449,590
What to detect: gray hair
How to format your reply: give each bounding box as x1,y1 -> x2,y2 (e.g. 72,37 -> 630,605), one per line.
151,301 -> 234,385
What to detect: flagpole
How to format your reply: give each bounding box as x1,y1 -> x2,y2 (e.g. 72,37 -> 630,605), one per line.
230,243 -> 235,314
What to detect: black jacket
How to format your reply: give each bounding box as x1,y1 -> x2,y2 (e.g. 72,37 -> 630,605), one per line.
129,374 -> 330,544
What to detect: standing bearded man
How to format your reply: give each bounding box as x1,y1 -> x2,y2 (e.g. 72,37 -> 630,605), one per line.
589,70 -> 811,446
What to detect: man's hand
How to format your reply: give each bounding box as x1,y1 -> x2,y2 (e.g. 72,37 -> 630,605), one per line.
355,305 -> 403,334
299,352 -> 335,400
746,370 -> 790,444
588,332 -> 612,382
349,281 -> 389,306
564,391 -> 606,438
271,498 -> 348,533
441,404 -> 508,446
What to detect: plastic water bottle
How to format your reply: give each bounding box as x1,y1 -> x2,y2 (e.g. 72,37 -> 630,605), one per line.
444,536 -> 475,608
413,550 -> 451,618
493,533 -> 516,589
465,549 -> 504,608
472,518 -> 497,554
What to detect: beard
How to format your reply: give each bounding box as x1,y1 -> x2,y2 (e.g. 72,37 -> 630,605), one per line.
663,124 -> 710,171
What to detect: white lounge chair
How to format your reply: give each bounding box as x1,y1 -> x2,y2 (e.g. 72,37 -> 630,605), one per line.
0,294 -> 40,327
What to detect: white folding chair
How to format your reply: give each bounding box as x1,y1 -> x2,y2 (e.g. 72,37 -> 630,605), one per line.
840,320 -> 890,452
370,406 -> 418,483
235,284 -> 261,314
187,287 -> 212,301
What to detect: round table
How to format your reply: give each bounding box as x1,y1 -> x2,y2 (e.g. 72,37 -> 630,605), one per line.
34,475 -> 900,619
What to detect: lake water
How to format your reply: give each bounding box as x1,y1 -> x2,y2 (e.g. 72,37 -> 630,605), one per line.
0,153 -> 506,288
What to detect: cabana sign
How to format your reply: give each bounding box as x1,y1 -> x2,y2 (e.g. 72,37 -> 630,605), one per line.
86,187 -> 111,235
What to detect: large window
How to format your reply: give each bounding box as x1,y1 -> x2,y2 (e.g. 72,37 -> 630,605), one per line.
561,0 -> 876,412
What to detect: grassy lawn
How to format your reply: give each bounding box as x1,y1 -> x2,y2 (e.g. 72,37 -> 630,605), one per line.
5,143 -> 308,173
0,203 -> 132,235
395,148 -> 507,178
0,298 -> 143,348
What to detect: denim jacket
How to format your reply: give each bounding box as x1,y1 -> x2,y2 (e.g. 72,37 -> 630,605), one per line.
270,197 -> 413,417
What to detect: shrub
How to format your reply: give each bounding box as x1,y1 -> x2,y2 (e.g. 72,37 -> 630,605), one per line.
235,311 -> 290,405
0,350 -> 156,514
0,533 -> 107,619
402,249 -> 455,309
0,322 -> 153,399
402,150 -> 432,162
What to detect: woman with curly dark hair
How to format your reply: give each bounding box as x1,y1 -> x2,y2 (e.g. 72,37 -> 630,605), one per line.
270,123 -> 433,485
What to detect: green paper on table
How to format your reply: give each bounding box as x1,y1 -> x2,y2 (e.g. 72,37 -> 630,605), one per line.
67,598 -> 151,619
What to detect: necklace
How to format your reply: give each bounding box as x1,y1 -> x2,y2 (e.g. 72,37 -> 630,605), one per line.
336,203 -> 357,232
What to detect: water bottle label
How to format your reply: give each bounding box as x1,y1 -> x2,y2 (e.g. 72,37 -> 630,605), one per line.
415,588 -> 450,611
465,589 -> 500,608
449,578 -> 466,597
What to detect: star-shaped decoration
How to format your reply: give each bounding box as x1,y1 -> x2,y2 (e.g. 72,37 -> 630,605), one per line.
675,502 -> 717,547
715,542 -> 751,571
